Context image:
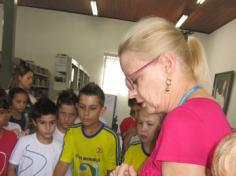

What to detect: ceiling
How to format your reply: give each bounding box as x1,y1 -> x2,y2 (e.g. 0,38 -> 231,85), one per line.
2,0 -> 236,34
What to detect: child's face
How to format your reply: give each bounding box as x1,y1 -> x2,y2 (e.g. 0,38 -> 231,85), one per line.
58,104 -> 77,130
77,94 -> 105,128
11,93 -> 28,113
0,108 -> 9,128
33,114 -> 57,140
18,71 -> 33,90
137,111 -> 161,144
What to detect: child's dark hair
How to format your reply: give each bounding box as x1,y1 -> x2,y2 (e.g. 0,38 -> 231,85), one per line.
78,82 -> 105,106
57,89 -> 78,109
0,88 -> 9,109
128,98 -> 138,107
30,97 -> 57,120
8,87 -> 29,105
9,63 -> 33,89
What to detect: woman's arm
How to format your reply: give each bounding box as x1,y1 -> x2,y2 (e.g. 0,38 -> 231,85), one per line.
162,162 -> 206,176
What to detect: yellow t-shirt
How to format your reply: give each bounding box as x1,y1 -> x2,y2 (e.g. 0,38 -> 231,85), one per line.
60,123 -> 120,176
124,142 -> 149,172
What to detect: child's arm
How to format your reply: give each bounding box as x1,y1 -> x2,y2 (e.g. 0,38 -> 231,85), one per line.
7,164 -> 17,176
107,170 -> 113,176
24,116 -> 30,130
106,132 -> 121,175
53,161 -> 69,176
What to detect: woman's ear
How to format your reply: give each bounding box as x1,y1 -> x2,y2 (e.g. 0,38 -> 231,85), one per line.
159,52 -> 176,75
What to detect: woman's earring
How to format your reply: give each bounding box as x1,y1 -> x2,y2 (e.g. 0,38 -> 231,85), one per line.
165,79 -> 171,92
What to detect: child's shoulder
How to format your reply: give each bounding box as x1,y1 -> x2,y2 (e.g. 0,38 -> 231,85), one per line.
127,141 -> 141,149
101,125 -> 119,140
3,129 -> 16,136
1,129 -> 17,140
69,122 -> 82,129
102,125 -> 117,134
52,138 -> 63,151
18,133 -> 35,142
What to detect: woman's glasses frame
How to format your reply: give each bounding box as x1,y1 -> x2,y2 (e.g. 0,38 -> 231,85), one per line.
125,57 -> 159,90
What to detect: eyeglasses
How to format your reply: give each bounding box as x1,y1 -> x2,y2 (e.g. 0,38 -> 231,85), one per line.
125,57 -> 158,90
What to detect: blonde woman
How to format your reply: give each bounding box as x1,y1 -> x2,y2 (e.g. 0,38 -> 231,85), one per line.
110,17 -> 231,176
211,131 -> 236,176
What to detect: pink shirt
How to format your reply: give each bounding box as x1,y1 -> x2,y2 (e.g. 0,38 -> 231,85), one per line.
139,98 -> 231,176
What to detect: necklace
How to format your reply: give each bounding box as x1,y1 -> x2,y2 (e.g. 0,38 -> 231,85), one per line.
178,85 -> 202,105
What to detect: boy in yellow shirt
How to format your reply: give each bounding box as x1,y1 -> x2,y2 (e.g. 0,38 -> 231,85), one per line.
54,83 -> 120,176
124,109 -> 165,172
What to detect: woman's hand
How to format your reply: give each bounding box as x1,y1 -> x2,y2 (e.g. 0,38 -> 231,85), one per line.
110,164 -> 137,176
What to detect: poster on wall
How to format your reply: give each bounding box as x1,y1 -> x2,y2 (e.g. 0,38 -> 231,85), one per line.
212,71 -> 234,114
54,55 -> 68,83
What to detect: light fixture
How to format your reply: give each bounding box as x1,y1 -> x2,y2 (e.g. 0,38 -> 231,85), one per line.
90,0 -> 98,16
196,0 -> 205,4
175,15 -> 188,28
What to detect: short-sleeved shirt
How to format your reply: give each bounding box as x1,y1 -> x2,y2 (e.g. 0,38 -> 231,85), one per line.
9,133 -> 61,176
60,123 -> 120,176
124,142 -> 149,172
139,98 -> 231,176
120,117 -> 137,137
0,130 -> 17,176
53,127 -> 72,176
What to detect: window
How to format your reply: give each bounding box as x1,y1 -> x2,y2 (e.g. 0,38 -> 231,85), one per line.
102,54 -> 128,95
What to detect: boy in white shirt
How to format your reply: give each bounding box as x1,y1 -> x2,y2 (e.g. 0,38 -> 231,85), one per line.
8,98 -> 61,176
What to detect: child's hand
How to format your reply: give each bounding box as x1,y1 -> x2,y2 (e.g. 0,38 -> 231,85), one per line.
110,164 -> 137,176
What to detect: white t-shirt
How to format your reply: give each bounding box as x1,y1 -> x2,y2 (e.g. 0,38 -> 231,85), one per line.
9,133 -> 61,176
53,127 -> 64,144
4,122 -> 22,132
53,127 -> 72,176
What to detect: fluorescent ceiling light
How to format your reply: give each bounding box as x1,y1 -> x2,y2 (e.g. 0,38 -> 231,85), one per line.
175,15 -> 188,28
196,0 -> 205,4
90,1 -> 98,16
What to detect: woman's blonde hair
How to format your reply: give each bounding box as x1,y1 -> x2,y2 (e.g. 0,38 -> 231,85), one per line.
118,17 -> 210,87
211,131 -> 236,176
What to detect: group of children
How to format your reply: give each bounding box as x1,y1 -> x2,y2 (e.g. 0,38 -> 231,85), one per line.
1,80 -> 236,176
0,80 -> 166,176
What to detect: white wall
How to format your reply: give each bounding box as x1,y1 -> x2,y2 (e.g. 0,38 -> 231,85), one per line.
0,5 -> 133,125
206,19 -> 236,128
